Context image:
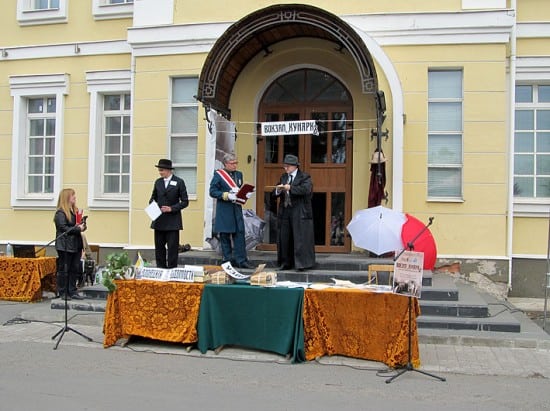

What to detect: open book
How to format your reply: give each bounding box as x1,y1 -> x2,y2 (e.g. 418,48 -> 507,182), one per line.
236,183 -> 255,204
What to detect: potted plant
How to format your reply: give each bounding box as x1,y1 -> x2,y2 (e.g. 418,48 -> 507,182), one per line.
102,251 -> 134,292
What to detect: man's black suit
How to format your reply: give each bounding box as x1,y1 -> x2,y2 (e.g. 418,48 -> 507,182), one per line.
149,174 -> 188,268
274,170 -> 316,270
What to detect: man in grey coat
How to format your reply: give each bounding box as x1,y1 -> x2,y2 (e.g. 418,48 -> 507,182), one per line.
274,154 -> 315,271
149,159 -> 189,268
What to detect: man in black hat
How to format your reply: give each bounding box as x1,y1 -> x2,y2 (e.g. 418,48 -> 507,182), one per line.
274,154 -> 315,271
149,159 -> 189,268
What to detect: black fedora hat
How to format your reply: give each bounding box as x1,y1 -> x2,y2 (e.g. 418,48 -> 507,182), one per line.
283,154 -> 300,166
155,159 -> 174,169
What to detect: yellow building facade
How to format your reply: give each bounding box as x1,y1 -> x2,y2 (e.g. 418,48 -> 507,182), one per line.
1,0 -> 548,296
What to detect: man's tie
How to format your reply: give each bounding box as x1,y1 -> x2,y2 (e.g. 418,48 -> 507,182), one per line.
284,174 -> 292,207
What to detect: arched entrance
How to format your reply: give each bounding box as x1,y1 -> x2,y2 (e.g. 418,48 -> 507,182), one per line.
257,68 -> 353,253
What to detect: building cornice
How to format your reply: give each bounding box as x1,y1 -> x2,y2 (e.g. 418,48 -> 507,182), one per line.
0,39 -> 130,61
0,9 -> 526,61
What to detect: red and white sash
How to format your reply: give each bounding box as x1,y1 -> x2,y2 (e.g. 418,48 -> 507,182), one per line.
216,169 -> 238,190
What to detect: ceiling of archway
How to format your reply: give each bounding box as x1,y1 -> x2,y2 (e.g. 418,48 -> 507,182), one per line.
197,4 -> 378,118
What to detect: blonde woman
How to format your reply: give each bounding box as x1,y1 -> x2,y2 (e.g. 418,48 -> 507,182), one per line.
53,188 -> 87,300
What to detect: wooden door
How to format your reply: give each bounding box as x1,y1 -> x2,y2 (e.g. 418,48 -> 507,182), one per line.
256,69 -> 353,252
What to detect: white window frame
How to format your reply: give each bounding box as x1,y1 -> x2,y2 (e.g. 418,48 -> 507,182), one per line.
92,0 -> 134,20
514,57 -> 550,216
9,74 -> 69,208
514,83 -> 550,216
86,70 -> 131,209
17,0 -> 68,26
170,77 -> 199,199
427,69 -> 464,201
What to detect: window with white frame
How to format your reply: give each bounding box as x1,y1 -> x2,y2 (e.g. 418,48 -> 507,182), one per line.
86,70 -> 131,209
92,0 -> 134,20
427,70 -> 463,200
514,85 -> 550,199
9,74 -> 68,208
17,0 -> 67,25
103,94 -> 131,195
171,78 -> 198,197
27,97 -> 56,194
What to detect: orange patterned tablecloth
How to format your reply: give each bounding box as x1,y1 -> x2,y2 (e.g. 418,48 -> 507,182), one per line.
0,257 -> 57,302
303,288 -> 420,368
103,280 -> 205,348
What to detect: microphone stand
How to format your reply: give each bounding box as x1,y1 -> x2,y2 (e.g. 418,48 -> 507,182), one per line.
45,221 -> 92,350
386,216 -> 446,383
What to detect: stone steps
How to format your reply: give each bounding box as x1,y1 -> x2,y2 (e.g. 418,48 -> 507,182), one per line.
43,249 -> 521,333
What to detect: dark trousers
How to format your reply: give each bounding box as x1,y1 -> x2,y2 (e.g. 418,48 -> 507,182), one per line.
277,208 -> 295,268
56,250 -> 80,296
219,230 -> 247,266
154,230 -> 180,268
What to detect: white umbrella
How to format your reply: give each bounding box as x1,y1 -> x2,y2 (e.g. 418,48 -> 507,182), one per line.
346,205 -> 406,255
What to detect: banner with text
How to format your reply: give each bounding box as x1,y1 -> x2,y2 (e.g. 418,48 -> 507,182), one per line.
261,120 -> 319,136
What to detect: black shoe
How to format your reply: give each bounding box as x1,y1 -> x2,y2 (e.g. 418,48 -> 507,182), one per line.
59,294 -> 71,301
237,262 -> 254,269
276,265 -> 291,271
70,294 -> 85,300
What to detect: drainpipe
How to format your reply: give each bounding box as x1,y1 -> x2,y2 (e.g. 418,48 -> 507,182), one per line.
128,53 -> 136,250
506,1 -> 517,291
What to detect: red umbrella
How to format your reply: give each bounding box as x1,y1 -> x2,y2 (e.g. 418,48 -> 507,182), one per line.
400,214 -> 437,270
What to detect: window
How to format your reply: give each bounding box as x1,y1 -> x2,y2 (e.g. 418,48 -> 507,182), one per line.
86,70 -> 131,209
17,0 -> 67,25
33,0 -> 60,9
171,78 -> 199,196
514,85 -> 550,199
27,97 -> 56,194
92,0 -> 134,20
9,74 -> 68,208
103,94 -> 131,195
427,70 -> 463,199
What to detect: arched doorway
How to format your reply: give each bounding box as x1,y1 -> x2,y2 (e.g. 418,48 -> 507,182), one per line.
257,68 -> 353,253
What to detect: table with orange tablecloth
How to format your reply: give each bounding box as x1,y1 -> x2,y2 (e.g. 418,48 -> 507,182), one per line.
303,288 -> 420,368
0,256 -> 57,302
103,280 -> 204,347
103,279 -> 419,368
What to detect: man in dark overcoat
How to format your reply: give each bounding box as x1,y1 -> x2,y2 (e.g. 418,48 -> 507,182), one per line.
209,153 -> 253,269
274,154 -> 315,271
149,158 -> 189,268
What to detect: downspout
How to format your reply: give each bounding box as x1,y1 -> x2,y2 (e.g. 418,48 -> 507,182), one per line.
506,1 -> 517,291
128,53 -> 136,249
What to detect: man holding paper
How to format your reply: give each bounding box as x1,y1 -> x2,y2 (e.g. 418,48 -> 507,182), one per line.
209,153 -> 254,269
149,159 -> 189,268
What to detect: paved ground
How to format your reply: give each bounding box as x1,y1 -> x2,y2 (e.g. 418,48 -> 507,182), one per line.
1,298 -> 550,380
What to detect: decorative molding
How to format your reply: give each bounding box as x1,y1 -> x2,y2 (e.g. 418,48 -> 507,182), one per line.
516,56 -> 550,81
0,40 -> 130,61
516,22 -> 550,38
343,10 -> 514,46
9,73 -> 70,96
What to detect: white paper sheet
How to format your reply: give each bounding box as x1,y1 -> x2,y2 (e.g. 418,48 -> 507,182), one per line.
145,201 -> 162,221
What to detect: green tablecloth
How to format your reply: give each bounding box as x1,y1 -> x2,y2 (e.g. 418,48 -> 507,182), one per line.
197,284 -> 305,363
